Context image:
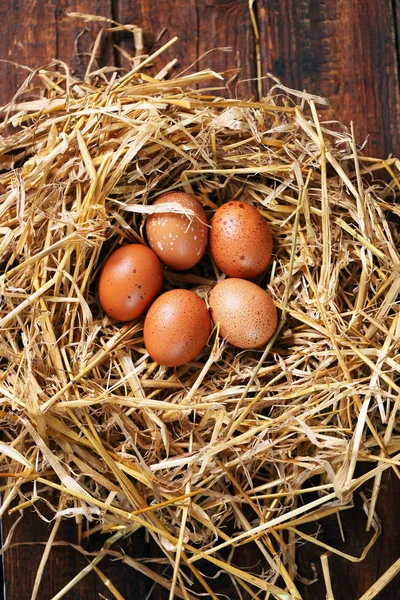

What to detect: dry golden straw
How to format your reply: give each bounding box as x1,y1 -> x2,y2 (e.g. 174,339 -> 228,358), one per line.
0,19 -> 399,600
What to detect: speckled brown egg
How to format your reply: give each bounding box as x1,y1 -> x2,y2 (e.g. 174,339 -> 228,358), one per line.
210,200 -> 273,279
209,278 -> 277,349
98,244 -> 163,321
144,289 -> 211,367
145,192 -> 208,270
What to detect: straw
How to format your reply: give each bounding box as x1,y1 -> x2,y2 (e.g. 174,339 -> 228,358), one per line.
0,14 -> 399,599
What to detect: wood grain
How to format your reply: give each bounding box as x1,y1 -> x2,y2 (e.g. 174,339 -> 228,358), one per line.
116,0 -> 199,76
0,0 -> 113,107
257,0 -> 400,158
2,496 -> 149,600
296,468 -> 400,600
394,0 -> 400,67
1,1 -> 400,599
3,469 -> 399,599
117,0 -> 256,95
195,0 -> 257,97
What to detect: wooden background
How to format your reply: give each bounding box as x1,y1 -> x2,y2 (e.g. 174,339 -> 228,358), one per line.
0,1 -> 399,599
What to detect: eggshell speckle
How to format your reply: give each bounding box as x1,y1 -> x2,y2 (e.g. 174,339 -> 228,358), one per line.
98,244 -> 163,321
145,192 -> 208,270
210,201 -> 272,279
144,289 -> 211,367
209,278 -> 277,349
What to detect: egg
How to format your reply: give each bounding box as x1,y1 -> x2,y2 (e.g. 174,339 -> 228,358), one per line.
144,289 -> 211,367
98,244 -> 163,321
145,192 -> 208,270
209,278 -> 277,349
210,200 -> 273,279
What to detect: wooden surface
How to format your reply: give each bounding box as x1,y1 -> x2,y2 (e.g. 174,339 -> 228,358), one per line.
1,0 -> 400,158
1,2 -> 400,599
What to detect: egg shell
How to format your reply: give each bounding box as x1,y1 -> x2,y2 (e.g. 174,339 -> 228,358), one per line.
145,192 -> 208,270
98,244 -> 163,322
210,200 -> 273,279
209,278 -> 277,349
144,289 -> 211,367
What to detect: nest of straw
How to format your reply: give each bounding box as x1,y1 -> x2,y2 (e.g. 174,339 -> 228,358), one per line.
0,34 -> 399,600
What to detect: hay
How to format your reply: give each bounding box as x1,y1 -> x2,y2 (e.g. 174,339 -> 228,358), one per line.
0,23 -> 399,600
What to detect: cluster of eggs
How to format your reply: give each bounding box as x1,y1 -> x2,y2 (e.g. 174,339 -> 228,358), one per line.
98,192 -> 277,367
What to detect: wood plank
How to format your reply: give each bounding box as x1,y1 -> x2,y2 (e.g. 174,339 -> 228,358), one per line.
3,470 -> 399,599
1,496 -> 149,600
395,0 -> 400,68
115,0 -> 199,76
196,0 -> 257,97
296,468 -> 400,600
116,0 -> 256,96
0,1 -> 113,107
257,0 -> 400,158
1,1 -> 400,598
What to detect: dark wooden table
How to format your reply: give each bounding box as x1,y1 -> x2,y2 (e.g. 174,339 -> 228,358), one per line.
1,2 -> 399,599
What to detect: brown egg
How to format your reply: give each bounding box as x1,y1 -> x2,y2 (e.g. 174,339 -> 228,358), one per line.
145,192 -> 208,270
98,244 -> 163,321
210,200 -> 273,279
144,289 -> 211,367
209,278 -> 277,349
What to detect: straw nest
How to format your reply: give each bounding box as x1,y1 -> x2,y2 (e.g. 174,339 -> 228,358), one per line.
0,34 -> 399,600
